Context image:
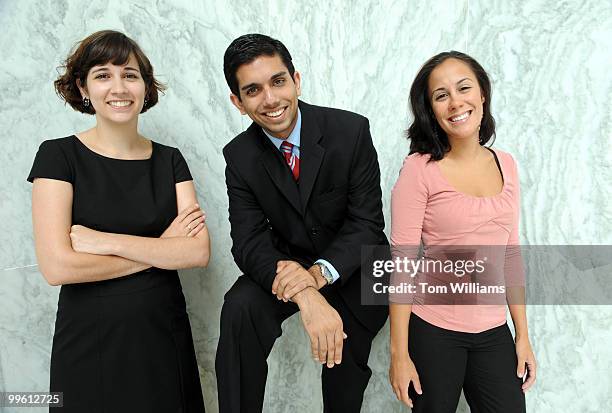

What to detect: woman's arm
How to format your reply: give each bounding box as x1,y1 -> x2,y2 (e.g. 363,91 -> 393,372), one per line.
32,178 -> 151,285
388,155 -> 428,407
508,301 -> 536,392
508,300 -> 528,341
505,154 -> 536,392
70,181 -> 211,270
507,204 -> 536,395
389,304 -> 412,360
389,303 -> 422,407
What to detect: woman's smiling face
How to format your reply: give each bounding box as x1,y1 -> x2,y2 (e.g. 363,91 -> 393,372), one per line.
78,53 -> 146,124
428,58 -> 485,142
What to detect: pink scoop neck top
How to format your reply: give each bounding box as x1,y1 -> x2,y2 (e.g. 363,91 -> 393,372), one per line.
390,148 -> 524,333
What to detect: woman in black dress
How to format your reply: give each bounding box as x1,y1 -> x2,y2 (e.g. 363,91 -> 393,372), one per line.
28,30 -> 209,412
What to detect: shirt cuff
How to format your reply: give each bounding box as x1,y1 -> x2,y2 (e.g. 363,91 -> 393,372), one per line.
314,259 -> 340,283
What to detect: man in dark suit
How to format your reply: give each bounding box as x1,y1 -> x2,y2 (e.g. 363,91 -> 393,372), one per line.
216,33 -> 388,413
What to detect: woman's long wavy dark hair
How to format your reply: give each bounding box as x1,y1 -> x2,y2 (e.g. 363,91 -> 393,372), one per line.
407,51 -> 495,161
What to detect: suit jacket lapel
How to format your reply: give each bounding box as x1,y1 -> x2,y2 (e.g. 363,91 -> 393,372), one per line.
256,126 -> 302,214
297,101 -> 324,215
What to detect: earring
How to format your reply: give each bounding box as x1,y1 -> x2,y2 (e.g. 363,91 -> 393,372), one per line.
83,97 -> 90,107
143,98 -> 148,107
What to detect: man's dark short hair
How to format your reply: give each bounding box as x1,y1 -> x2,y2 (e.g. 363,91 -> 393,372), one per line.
223,34 -> 295,99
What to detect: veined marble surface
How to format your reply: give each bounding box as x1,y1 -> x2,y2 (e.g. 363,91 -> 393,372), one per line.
1,0 -> 611,412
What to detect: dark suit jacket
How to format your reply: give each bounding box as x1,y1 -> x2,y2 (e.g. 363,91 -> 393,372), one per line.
223,100 -> 388,333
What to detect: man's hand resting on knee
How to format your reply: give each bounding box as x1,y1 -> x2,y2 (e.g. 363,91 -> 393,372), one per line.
272,260 -> 347,367
292,287 -> 347,368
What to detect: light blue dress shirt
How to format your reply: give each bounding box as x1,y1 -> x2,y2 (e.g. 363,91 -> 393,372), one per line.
262,109 -> 340,284
262,108 -> 302,157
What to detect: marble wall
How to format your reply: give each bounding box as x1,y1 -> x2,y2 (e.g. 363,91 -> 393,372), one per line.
1,0 -> 611,411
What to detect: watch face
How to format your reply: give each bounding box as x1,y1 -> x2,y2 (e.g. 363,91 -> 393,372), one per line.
320,264 -> 332,283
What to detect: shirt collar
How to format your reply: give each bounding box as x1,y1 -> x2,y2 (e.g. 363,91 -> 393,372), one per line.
263,108 -> 301,150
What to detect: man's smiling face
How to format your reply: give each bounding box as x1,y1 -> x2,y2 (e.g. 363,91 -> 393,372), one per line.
230,53 -> 301,139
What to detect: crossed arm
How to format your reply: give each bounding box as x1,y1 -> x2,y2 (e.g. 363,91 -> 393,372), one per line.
32,178 -> 210,286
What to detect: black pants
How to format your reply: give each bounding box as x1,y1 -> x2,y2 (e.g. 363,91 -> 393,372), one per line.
215,275 -> 377,413
408,314 -> 526,413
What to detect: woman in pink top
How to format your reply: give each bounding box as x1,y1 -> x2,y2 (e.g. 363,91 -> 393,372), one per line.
388,51 -> 536,412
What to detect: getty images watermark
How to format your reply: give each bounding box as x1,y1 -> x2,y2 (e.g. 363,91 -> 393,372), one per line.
360,245 -> 612,306
371,255 -> 505,295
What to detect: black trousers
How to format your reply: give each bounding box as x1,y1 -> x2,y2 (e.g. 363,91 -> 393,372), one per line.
215,275 -> 377,413
408,314 -> 526,413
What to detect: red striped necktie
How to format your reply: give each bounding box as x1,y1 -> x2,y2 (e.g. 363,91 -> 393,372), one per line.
280,141 -> 300,181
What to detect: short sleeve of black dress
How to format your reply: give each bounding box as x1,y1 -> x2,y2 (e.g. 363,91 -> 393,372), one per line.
172,147 -> 193,183
27,139 -> 74,183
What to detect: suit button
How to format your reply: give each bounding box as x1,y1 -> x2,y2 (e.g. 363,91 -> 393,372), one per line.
310,227 -> 319,236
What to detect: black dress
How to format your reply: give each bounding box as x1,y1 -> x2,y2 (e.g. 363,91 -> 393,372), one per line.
27,135 -> 205,413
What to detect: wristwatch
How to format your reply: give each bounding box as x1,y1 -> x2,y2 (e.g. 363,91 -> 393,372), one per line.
317,263 -> 334,285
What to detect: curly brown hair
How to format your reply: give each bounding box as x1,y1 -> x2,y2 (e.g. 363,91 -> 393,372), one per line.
54,30 -> 165,114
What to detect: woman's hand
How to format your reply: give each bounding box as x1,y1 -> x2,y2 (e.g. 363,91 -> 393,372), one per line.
161,204 -> 206,238
70,225 -> 114,255
389,354 -> 422,408
516,336 -> 537,392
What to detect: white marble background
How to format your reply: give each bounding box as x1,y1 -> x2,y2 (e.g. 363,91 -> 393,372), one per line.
1,0 -> 611,411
